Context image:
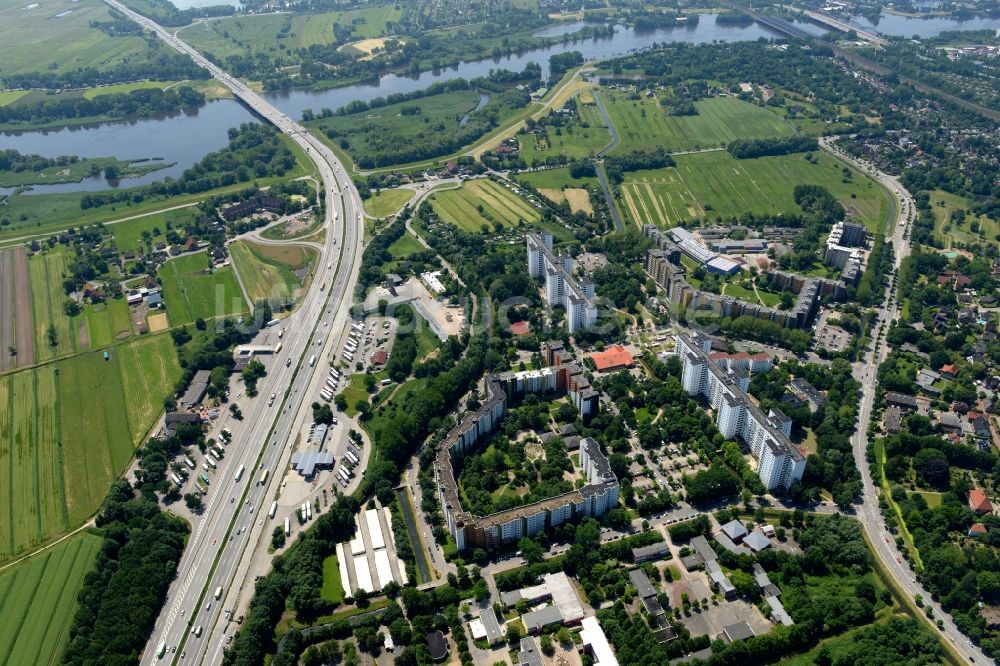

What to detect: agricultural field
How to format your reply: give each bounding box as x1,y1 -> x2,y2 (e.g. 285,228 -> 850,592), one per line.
617,150 -> 890,232
181,6 -> 402,62
430,178 -> 541,233
229,241 -> 318,305
0,246 -> 34,372
928,189 -> 999,249
0,0 -> 154,79
601,93 -> 794,154
158,251 -> 247,325
110,205 -> 199,254
515,100 -> 610,165
0,533 -> 102,665
517,165 -> 598,191
0,90 -> 29,107
0,333 -> 180,559
28,250 -> 75,362
363,189 -> 414,218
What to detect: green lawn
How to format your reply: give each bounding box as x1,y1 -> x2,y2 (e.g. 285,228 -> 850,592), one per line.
0,533 -> 102,665
0,90 -> 29,107
721,281 -> 782,308
618,150 -> 890,233
320,553 -> 344,602
110,205 -> 198,254
81,81 -> 174,99
229,241 -> 317,306
516,167 -> 598,191
0,334 -> 180,560
363,189 -> 414,218
387,231 -> 424,259
602,93 -> 794,154
0,0 -> 155,79
158,251 -> 248,326
431,179 -> 541,233
340,373 -> 370,417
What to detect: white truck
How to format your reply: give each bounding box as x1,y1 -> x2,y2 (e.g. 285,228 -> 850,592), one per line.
235,465 -> 245,482
269,501 -> 278,519
215,586 -> 223,600
309,355 -> 316,367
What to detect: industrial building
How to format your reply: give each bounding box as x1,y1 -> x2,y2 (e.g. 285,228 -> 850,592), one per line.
527,232 -> 598,333
678,332 -> 806,490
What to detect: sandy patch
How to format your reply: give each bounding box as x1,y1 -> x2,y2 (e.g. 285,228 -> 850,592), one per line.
564,188 -> 592,214
538,188 -> 564,206
148,312 -> 169,332
340,37 -> 402,60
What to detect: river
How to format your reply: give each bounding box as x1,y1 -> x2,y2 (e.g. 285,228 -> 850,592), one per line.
3,10 -> 988,194
852,12 -> 1000,37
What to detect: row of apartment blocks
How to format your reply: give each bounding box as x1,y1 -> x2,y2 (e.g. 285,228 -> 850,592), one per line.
436,343 -> 615,551
527,232 -> 598,334
643,225 -> 846,329
677,332 -> 806,490
823,221 -> 867,284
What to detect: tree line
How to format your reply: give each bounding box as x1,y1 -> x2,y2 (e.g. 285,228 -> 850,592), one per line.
0,86 -> 205,127
3,52 -> 208,91
726,136 -> 819,159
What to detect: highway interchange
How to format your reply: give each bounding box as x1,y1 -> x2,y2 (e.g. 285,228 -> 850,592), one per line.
104,4 -> 983,663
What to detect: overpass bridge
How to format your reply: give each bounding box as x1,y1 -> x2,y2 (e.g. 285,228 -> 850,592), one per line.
799,9 -> 887,45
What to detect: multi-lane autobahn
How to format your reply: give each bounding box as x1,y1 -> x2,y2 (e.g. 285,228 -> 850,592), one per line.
101,1 -> 368,663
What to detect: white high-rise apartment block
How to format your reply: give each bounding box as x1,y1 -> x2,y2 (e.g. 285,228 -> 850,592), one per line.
677,332 -> 806,490
527,232 -> 598,334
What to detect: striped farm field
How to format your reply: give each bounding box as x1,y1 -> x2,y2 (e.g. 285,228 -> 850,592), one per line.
602,94 -> 794,153
618,150 -> 890,232
78,298 -> 132,350
0,533 -> 101,665
29,251 -> 74,362
431,179 -> 540,233
0,334 -> 180,559
158,251 -> 248,325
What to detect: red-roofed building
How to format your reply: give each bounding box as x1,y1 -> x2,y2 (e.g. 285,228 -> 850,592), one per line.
940,364 -> 957,379
969,523 -> 988,537
970,489 -> 993,515
590,345 -> 635,373
370,349 -> 388,369
510,321 -> 530,336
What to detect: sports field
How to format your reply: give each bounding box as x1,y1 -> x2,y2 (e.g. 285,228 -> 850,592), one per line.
430,179 -> 541,233
230,241 -> 317,305
0,334 -> 180,559
0,533 -> 102,665
158,251 -> 247,325
0,0 -> 154,79
363,189 -> 414,218
182,6 -> 402,61
618,150 -> 890,232
602,94 -> 794,153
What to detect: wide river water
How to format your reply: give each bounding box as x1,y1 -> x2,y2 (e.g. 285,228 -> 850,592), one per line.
3,11 -> 998,194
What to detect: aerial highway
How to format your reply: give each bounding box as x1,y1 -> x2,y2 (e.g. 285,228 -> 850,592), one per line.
823,140 -> 986,664
100,1 -> 368,663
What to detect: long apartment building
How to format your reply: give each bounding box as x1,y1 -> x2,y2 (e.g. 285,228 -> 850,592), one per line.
436,345 -> 614,550
527,232 -> 597,334
677,332 -> 805,490
644,226 -> 845,330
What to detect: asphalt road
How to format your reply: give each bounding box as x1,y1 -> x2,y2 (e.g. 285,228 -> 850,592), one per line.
100,2 -> 369,663
823,140 -> 985,664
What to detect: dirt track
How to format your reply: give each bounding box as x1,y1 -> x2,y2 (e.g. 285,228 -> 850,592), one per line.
12,247 -> 34,368
0,248 -> 14,372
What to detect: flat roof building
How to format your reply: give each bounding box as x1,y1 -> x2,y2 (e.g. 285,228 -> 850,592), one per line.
580,616 -> 619,666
